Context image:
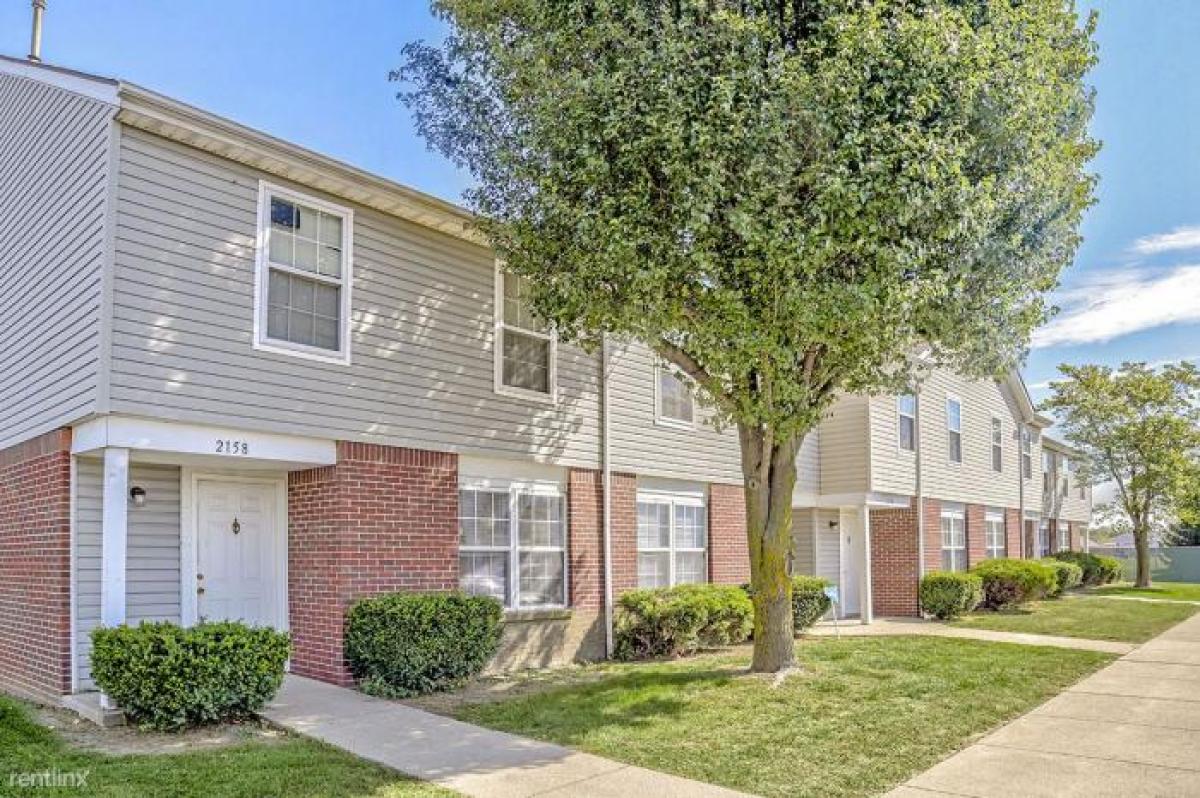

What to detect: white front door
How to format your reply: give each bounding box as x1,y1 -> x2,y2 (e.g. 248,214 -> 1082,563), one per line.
196,479 -> 283,628
841,510 -> 864,617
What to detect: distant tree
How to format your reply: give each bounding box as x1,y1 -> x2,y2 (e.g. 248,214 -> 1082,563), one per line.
398,0 -> 1098,671
1043,363 -> 1200,586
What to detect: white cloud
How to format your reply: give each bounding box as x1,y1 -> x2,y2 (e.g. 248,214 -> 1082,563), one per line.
1130,225 -> 1200,255
1032,265 -> 1200,348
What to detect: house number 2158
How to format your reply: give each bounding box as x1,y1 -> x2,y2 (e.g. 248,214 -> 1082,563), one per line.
215,440 -> 250,455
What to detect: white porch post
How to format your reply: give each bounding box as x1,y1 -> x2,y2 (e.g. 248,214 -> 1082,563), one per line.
860,505 -> 874,624
100,447 -> 129,709
100,448 -> 129,629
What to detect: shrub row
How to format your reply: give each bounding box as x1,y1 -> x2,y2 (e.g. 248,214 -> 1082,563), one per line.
614,583 -> 753,660
90,621 -> 291,731
1051,551 -> 1123,586
919,571 -> 984,619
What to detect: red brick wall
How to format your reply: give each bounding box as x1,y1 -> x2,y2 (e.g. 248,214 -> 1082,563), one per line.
709,483 -> 750,585
1005,507 -> 1023,558
922,498 -> 943,574
567,469 -> 604,611
966,504 -> 986,567
0,429 -> 72,701
288,442 -> 458,685
870,499 -> 920,616
609,472 -> 639,596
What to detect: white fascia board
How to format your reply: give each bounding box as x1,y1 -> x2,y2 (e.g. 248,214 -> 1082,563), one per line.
72,415 -> 335,467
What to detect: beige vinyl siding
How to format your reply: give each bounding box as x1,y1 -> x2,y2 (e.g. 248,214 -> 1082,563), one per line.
1057,480 -> 1092,523
107,128 -> 602,467
817,394 -> 869,495
815,509 -> 841,585
74,459 -> 181,690
790,509 -> 816,576
873,370 -> 1024,509
0,74 -> 111,448
608,341 -> 741,482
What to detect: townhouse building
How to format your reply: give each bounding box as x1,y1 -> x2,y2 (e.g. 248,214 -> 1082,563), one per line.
0,58 -> 1090,714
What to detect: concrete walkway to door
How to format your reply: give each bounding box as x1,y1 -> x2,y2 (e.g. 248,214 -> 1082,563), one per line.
887,611 -> 1200,797
263,674 -> 754,798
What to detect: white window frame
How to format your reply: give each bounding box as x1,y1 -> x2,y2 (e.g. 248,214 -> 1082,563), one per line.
253,181 -> 353,365
946,395 -> 963,465
457,477 -> 568,610
654,361 -> 696,429
1021,427 -> 1033,479
636,492 -> 708,588
493,265 -> 558,404
985,508 -> 1006,559
940,504 -> 967,571
991,417 -> 1003,473
1057,521 -> 1071,552
897,395 -> 917,453
1037,520 -> 1051,558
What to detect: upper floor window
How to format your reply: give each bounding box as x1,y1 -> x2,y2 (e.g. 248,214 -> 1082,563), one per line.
1060,456 -> 1070,497
940,505 -> 966,571
946,397 -> 962,464
458,484 -> 566,608
637,495 -> 707,588
255,183 -> 352,364
1021,428 -> 1033,479
898,395 -> 916,452
1042,452 -> 1055,493
991,417 -> 1003,472
985,509 -> 1006,559
495,269 -> 556,400
656,364 -> 695,427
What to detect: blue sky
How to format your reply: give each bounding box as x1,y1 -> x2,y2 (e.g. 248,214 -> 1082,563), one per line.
2,0 -> 1196,404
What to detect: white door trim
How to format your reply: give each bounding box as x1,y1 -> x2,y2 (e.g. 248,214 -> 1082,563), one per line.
180,469 -> 288,631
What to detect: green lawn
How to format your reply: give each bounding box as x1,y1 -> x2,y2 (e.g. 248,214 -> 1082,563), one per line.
954,595 -> 1199,642
0,697 -> 451,798
452,637 -> 1111,798
1091,581 -> 1200,602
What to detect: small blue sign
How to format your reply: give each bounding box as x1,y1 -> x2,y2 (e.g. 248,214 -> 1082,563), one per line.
823,585 -> 839,604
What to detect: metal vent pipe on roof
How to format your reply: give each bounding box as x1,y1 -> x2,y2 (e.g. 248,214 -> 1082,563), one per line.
28,0 -> 47,63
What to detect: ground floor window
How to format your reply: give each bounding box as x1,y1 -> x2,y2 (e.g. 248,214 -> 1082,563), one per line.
1057,522 -> 1071,552
985,509 -> 1006,559
637,494 -> 707,588
940,506 -> 967,571
458,483 -> 566,608
1037,521 -> 1050,558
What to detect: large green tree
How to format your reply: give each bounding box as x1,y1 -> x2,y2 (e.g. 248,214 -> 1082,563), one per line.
398,0 -> 1097,671
1044,363 -> 1200,587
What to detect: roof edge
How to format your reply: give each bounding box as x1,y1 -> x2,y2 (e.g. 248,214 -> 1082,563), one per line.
0,53 -> 118,104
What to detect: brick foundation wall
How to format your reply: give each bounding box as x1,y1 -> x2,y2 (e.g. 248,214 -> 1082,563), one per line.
568,469 -> 604,611
709,483 -> 750,585
966,504 -> 986,567
870,499 -> 920,616
0,429 -> 72,702
1005,507 -> 1023,558
288,442 -> 458,685
609,472 -> 639,596
922,498 -> 943,574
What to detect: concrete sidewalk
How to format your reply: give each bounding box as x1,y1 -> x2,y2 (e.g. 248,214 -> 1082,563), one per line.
263,674 -> 754,798
887,611 -> 1200,797
807,616 -> 1136,655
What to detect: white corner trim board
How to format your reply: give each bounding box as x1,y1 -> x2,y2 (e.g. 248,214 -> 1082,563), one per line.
73,415 -> 336,468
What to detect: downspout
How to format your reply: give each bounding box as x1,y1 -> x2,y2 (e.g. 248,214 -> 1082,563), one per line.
1018,426 -> 1026,558
601,335 -> 614,657
915,386 -> 925,582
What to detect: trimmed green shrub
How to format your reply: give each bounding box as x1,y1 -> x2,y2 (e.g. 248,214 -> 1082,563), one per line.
970,558 -> 1058,609
791,576 -> 833,631
919,571 -> 983,619
1040,558 -> 1084,596
90,621 -> 291,731
1052,551 -> 1124,586
1094,554 -> 1125,585
345,592 -> 502,698
615,583 -> 753,660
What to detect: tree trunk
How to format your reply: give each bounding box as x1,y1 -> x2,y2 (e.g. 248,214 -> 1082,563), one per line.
739,424 -> 802,673
1134,520 -> 1151,588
